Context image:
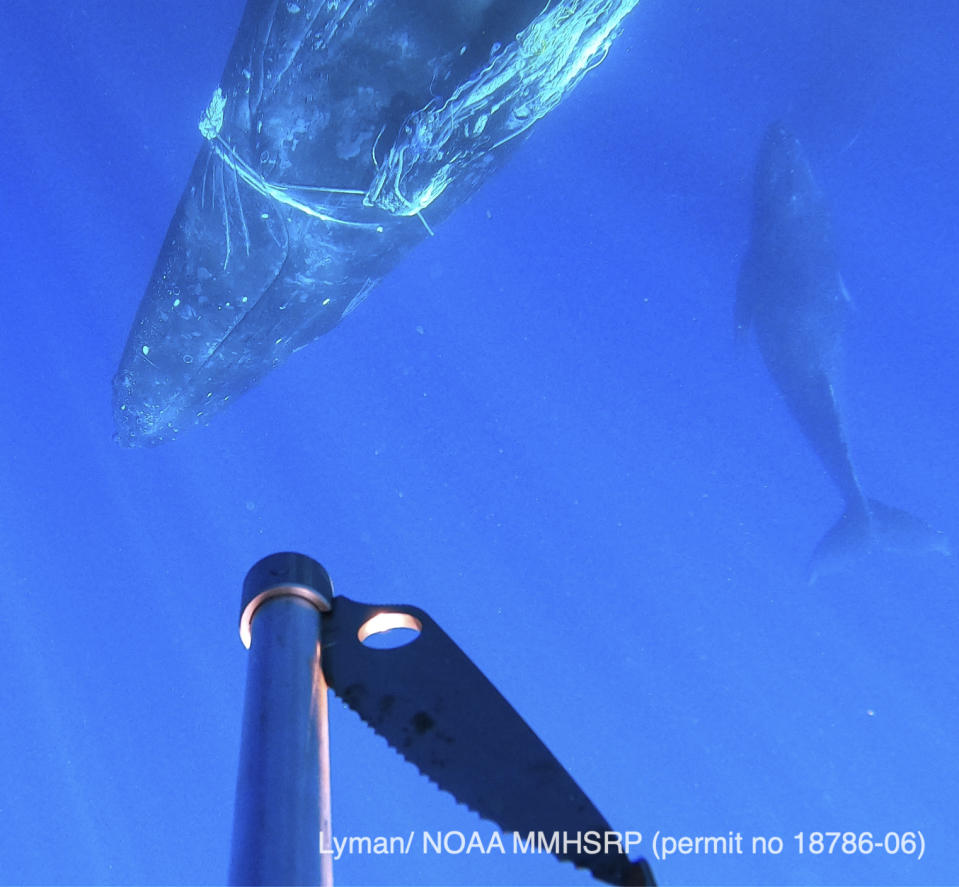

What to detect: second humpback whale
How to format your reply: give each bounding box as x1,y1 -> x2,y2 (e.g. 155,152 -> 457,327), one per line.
112,0 -> 639,446
736,122 -> 948,581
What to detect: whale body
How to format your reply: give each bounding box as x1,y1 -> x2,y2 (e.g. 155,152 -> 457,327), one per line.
737,122 -> 948,581
113,0 -> 638,446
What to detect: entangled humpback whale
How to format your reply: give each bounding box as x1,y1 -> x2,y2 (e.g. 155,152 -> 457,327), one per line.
113,0 -> 638,446
737,123 -> 949,581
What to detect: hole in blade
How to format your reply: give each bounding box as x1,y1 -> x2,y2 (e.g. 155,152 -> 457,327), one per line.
358,611 -> 422,649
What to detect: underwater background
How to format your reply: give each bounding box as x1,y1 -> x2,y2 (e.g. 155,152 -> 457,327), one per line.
1,1 -> 957,884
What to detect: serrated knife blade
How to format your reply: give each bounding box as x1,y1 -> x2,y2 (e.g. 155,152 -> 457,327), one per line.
321,596 -> 654,886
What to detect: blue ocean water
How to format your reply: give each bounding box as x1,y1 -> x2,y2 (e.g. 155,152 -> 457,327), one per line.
1,1 -> 957,885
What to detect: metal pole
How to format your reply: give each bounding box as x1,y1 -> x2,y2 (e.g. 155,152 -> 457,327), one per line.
230,552 -> 334,886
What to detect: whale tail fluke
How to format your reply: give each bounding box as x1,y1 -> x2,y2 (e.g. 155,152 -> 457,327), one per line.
868,498 -> 951,557
807,498 -> 950,584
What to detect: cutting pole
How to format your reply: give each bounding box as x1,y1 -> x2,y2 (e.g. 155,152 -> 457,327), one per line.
230,552 -> 334,886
